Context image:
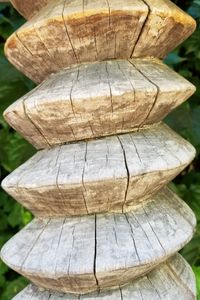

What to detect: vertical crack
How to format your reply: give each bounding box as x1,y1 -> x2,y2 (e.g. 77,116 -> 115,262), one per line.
124,214 -> 141,264
62,0 -> 79,63
82,142 -> 89,214
117,136 -> 130,213
55,146 -> 74,212
119,286 -> 123,299
117,61 -> 135,100
166,262 -> 196,299
130,0 -> 151,57
146,275 -> 162,299
33,23 -> 57,66
113,215 -> 119,248
128,60 -> 160,130
69,66 -> 80,118
20,219 -> 51,270
141,130 -> 168,169
94,214 -> 99,289
142,205 -> 166,255
130,211 -> 157,253
139,289 -> 145,300
130,135 -> 143,165
105,61 -> 114,114
105,0 -> 111,27
22,97 -> 51,147
93,28 -> 99,59
67,226 -> 76,274
54,217 -> 66,275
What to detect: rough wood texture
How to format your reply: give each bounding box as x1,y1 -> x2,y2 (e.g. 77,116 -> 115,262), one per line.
12,254 -> 196,299
6,0 -> 196,83
1,124 -> 196,217
10,0 -> 49,19
1,190 -> 196,295
4,58 -> 195,149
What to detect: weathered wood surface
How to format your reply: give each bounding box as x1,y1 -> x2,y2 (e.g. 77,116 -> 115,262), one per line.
10,0 -> 49,19
4,58 -> 195,149
5,0 -> 196,83
1,190 -> 196,294
1,124 -> 196,217
12,254 -> 196,299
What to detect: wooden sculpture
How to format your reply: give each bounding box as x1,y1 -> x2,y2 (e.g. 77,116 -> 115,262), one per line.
0,0 -> 197,299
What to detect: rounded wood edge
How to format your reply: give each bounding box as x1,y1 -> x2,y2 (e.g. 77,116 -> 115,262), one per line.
0,188 -> 196,294
12,254 -> 196,299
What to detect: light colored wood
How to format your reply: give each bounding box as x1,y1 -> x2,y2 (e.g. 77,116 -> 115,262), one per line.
133,0 -> 196,58
1,190 -> 196,294
4,58 -> 195,149
5,0 -> 196,83
12,254 -> 196,299
1,124 -> 196,217
10,0 -> 49,19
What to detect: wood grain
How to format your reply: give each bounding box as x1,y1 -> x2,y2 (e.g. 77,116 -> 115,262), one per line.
1,124 -> 196,217
10,0 -> 49,19
5,0 -> 196,83
12,254 -> 196,299
4,58 -> 195,149
1,189 -> 196,294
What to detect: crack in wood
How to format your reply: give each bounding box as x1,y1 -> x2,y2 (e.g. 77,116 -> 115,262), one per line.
20,220 -> 50,271
22,96 -> 51,147
125,214 -> 141,264
94,214 -> 100,290
81,142 -> 89,214
166,262 -> 196,299
128,59 -> 160,130
117,136 -> 130,213
62,0 -> 79,63
146,275 -> 162,299
130,0 -> 151,57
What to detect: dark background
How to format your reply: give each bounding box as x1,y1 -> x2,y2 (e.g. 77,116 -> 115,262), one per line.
0,1 -> 200,299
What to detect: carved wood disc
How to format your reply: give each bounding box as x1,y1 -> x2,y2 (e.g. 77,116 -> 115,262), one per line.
6,0 -> 196,83
1,189 -> 196,294
13,254 -> 196,299
4,59 -> 195,149
1,124 -> 196,217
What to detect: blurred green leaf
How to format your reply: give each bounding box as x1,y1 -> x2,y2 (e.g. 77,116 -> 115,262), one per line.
193,266 -> 200,299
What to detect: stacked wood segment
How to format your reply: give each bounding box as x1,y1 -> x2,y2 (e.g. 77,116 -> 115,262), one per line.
13,255 -> 196,300
0,0 -> 197,299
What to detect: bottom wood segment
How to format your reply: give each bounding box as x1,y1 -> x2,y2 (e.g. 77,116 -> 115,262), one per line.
13,254 -> 196,300
1,188 -> 196,295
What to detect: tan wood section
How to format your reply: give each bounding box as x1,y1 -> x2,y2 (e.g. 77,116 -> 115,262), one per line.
10,0 -> 49,19
1,189 -> 196,294
12,254 -> 196,299
4,58 -> 195,149
1,124 -> 196,218
6,0 -> 196,83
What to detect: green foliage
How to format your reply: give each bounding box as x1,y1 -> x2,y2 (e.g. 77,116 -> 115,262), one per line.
0,4 -> 35,299
0,1 -> 200,299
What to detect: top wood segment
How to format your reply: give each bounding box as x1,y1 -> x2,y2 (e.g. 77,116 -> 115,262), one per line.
6,0 -> 196,83
10,0 -> 49,19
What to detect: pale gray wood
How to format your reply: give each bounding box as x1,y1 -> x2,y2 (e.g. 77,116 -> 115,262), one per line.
5,0 -> 195,83
1,123 -> 196,217
4,59 -> 195,149
1,188 -> 196,294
